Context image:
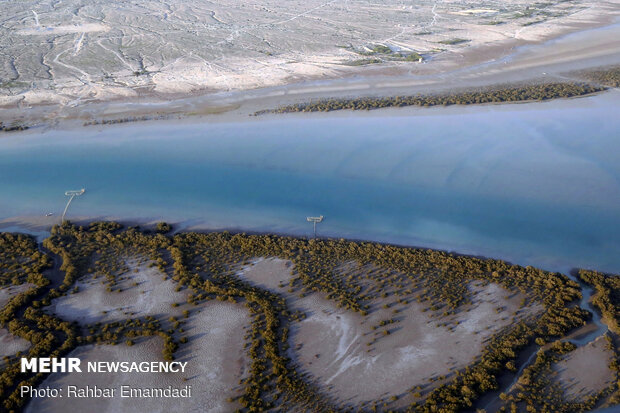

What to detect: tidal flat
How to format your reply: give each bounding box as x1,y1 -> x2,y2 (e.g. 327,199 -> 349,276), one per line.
0,223 -> 617,412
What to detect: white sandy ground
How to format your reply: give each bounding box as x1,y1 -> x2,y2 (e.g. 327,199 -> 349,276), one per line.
30,259 -> 250,413
26,302 -> 249,413
0,284 -> 35,359
237,257 -> 542,407
44,259 -> 188,323
1,18 -> 618,130
552,335 -> 616,401
0,328 -> 30,359
0,0 -> 618,121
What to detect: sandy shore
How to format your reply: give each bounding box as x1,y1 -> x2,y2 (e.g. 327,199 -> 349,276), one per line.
0,6 -> 619,129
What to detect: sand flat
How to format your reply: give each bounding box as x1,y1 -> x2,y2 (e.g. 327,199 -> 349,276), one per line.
26,301 -> 250,413
30,257 -> 251,413
552,335 -> 615,401
44,259 -> 188,324
292,282 -> 539,406
0,328 -> 30,359
236,257 -> 542,406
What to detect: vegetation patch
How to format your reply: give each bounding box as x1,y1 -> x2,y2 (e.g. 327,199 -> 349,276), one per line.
341,44 -> 424,66
575,66 -> 620,88
498,338 -> 619,412
0,222 -> 612,412
256,82 -> 607,114
0,121 -> 29,133
578,270 -> 620,335
343,58 -> 382,66
437,38 -> 469,45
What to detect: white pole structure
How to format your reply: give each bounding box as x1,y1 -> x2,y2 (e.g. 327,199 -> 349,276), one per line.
306,215 -> 324,238
62,189 -> 85,223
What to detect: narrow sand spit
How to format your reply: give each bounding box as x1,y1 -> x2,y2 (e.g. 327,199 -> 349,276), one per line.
552,336 -> 615,401
44,259 -> 188,323
27,302 -> 249,413
236,258 -> 542,407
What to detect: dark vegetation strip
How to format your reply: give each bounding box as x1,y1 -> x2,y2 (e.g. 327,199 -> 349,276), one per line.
578,270 -> 620,335
0,223 -> 614,412
576,66 -> 620,88
255,82 -> 606,115
0,121 -> 28,133
83,115 -> 168,127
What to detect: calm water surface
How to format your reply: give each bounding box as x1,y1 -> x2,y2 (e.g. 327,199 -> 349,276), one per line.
1,92 -> 619,273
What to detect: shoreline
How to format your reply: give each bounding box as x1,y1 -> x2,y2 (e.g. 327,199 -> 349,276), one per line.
2,79 -> 612,135
0,215 -> 614,277
255,81 -> 609,114
1,17 -> 619,131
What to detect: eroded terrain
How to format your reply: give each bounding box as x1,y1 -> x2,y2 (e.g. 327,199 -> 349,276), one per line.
2,0 -> 618,108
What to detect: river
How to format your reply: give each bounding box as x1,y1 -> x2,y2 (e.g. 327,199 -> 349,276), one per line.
1,91 -> 619,275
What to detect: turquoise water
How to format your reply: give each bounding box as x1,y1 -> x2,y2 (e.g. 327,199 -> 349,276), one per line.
1,93 -> 619,273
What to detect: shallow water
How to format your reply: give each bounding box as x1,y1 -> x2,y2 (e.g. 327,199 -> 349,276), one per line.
1,92 -> 619,273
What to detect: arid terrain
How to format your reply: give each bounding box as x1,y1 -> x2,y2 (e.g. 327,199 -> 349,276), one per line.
1,0 -> 619,111
553,336 -> 615,401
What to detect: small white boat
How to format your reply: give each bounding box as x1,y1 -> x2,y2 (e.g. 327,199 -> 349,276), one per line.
45,212 -> 53,217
